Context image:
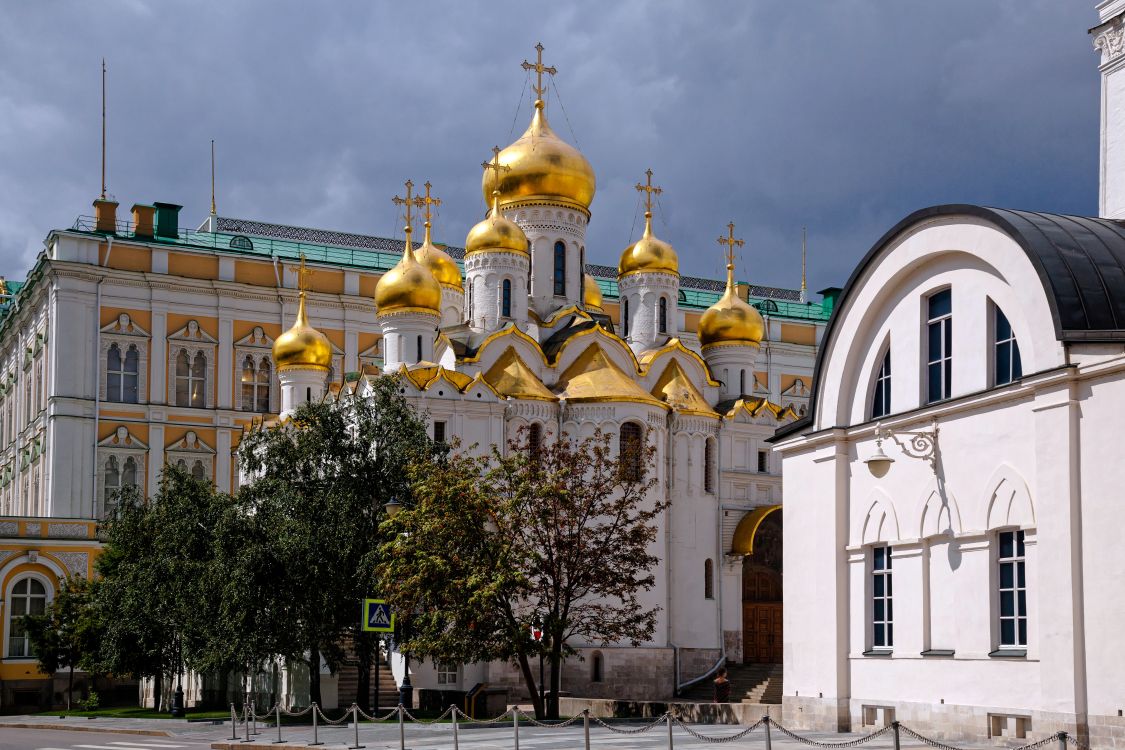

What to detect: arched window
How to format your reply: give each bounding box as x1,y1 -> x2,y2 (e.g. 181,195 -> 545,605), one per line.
658,297 -> 668,334
106,343 -> 139,403
416,335 -> 423,363
591,651 -> 604,683
704,559 -> 715,600
191,460 -> 206,482
8,577 -> 47,657
103,455 -> 120,508
241,356 -> 271,413
528,422 -> 543,463
704,439 -> 715,494
121,456 -> 137,489
622,298 -> 630,338
739,370 -> 746,396
871,348 -> 891,419
502,279 -> 512,318
466,282 -> 473,323
994,307 -> 1023,386
175,350 -> 206,408
618,422 -> 644,482
553,241 -> 567,296
927,289 -> 952,403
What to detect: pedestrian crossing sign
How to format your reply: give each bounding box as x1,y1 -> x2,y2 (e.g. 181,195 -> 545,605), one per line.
363,599 -> 395,632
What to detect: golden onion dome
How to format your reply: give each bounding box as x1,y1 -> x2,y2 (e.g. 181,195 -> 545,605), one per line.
374,233 -> 442,316
618,212 -> 679,278
699,271 -> 765,347
273,291 -> 332,370
583,274 -> 604,312
481,100 -> 596,214
465,190 -> 530,256
415,221 -> 463,290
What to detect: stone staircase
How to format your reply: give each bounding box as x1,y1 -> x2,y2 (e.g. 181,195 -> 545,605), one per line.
679,663 -> 783,704
337,652 -> 397,709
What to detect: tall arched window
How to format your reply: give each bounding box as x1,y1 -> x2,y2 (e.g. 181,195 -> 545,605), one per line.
739,369 -> 746,396
704,559 -> 715,600
103,455 -> 120,508
553,241 -> 567,296
994,307 -> 1023,386
619,422 -> 644,482
175,350 -> 206,408
658,297 -> 668,334
502,279 -> 512,318
416,335 -> 423,363
106,343 -> 139,403
8,577 -> 47,657
704,438 -> 715,494
591,651 -> 604,683
622,298 -> 630,337
466,282 -> 473,323
871,348 -> 891,419
528,422 -> 543,463
191,460 -> 206,482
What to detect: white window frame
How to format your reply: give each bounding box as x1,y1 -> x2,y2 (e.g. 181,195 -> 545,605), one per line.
996,529 -> 1027,649
436,662 -> 459,686
5,573 -> 52,659
925,289 -> 952,403
234,326 -> 278,413
100,313 -> 150,404
167,320 -> 217,409
870,545 -> 893,651
97,426 -> 148,514
166,430 -> 216,485
870,345 -> 891,419
992,304 -> 1023,387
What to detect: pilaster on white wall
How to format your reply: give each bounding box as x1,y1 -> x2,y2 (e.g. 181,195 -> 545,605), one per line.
1094,4 -> 1125,218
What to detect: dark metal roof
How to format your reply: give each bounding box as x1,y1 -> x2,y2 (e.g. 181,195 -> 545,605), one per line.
772,205 -> 1125,442
215,216 -> 468,258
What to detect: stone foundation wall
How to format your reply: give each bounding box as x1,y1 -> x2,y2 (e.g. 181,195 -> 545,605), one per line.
485,648 -> 675,702
782,695 -> 851,731
560,697 -> 782,725
678,648 -> 722,685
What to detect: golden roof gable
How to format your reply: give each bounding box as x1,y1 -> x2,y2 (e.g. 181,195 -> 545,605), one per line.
483,347 -> 557,402
556,345 -> 665,408
650,359 -> 717,417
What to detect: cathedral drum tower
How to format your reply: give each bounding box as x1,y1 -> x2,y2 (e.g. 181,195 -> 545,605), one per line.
272,255 -> 333,418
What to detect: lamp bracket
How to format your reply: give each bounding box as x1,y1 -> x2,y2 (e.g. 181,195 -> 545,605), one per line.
875,419 -> 939,469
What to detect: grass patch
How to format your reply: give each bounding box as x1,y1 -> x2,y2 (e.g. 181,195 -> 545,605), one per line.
37,707 -> 231,720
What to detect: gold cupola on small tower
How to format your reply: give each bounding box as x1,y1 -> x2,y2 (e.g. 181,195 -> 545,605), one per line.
618,169 -> 679,278
413,181 -> 462,291
374,180 -> 443,316
481,44 -> 596,215
273,255 -> 333,371
699,222 -> 764,347
467,149 -> 531,256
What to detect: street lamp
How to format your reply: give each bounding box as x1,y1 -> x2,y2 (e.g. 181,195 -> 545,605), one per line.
865,420 -> 939,477
384,497 -> 402,518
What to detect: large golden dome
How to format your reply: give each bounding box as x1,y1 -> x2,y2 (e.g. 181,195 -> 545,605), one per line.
466,190 -> 530,256
481,100 -> 596,214
699,275 -> 764,347
273,291 -> 332,370
415,222 -> 463,290
374,237 -> 442,316
618,212 -> 679,278
583,274 -> 604,311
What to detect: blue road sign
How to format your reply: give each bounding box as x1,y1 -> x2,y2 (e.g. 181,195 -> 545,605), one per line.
362,599 -> 395,632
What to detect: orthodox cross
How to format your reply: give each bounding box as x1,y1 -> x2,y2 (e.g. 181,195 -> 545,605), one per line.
296,253 -> 313,293
635,169 -> 662,214
717,222 -> 745,270
482,146 -> 510,211
521,43 -> 557,100
419,181 -> 441,227
391,180 -> 423,236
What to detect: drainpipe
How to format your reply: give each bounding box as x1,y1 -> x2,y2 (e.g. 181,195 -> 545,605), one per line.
91,236 -> 113,518
715,417 -> 726,663
665,410 -> 675,689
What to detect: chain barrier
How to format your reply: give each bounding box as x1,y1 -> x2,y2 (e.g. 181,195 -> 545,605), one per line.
672,716 -> 766,743
515,709 -> 584,729
280,704 -> 315,718
354,705 -> 400,722
401,704 -> 456,724
457,708 -> 521,726
1017,736 -> 1069,750
773,720 -> 894,748
315,703 -> 354,726
1064,734 -> 1093,750
588,712 -> 672,734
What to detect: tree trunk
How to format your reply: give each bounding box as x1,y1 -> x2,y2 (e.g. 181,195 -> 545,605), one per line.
515,654 -> 544,720
548,646 -> 563,719
153,672 -> 163,711
355,637 -> 372,713
68,665 -> 74,710
308,646 -> 322,707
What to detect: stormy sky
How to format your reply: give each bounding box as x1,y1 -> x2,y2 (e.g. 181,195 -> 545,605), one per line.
0,1 -> 1102,294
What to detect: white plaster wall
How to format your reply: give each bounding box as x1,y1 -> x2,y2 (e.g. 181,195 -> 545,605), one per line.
510,206 -> 586,318
464,252 -> 529,333
1096,5 -> 1125,219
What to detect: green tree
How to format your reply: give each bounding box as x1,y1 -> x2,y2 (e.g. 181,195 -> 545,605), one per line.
378,427 -> 663,718
23,575 -> 100,709
236,375 -> 434,707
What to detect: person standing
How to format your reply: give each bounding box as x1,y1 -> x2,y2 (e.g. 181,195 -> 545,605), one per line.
713,667 -> 731,703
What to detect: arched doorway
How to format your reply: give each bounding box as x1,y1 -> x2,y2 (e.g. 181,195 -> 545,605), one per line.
732,506 -> 782,663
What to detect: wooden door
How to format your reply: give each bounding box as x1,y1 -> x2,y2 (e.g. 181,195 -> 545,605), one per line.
742,602 -> 782,663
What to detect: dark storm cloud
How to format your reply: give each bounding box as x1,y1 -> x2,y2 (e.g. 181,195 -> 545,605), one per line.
0,1 -> 1100,292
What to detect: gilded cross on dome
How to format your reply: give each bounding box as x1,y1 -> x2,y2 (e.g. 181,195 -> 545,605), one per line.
521,43 -> 557,101
296,253 -> 313,294
482,146 -> 510,212
419,181 -> 441,227
717,222 -> 745,272
635,169 -> 663,215
391,180 -> 424,239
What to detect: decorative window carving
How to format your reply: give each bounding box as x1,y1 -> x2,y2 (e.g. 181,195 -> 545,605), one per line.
618,422 -> 644,482
659,297 -> 668,334
234,326 -> 277,413
166,430 -> 216,485
167,320 -> 217,409
704,438 -> 715,494
100,313 -> 149,404
553,241 -> 567,296
502,279 -> 512,318
97,425 -> 147,516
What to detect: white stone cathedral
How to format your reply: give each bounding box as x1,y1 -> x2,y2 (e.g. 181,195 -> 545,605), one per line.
267,49 -> 802,702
